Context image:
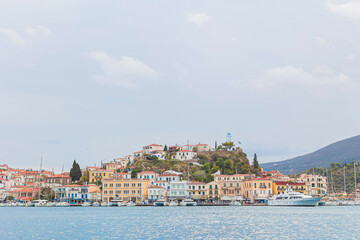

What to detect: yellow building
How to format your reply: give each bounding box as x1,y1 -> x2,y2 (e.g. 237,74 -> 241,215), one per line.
214,174 -> 248,202
188,182 -> 207,202
206,181 -> 220,202
89,169 -> 112,183
272,181 -> 307,195
102,177 -> 150,203
243,178 -> 273,203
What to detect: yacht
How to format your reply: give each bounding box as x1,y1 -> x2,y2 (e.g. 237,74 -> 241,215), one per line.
229,201 -> 242,206
45,202 -> 56,207
109,199 -> 123,207
34,200 -> 48,207
82,202 -> 92,207
56,202 -> 70,207
126,201 -> 136,207
180,198 -> 197,206
268,185 -> 321,207
0,203 -> 6,207
154,198 -> 169,206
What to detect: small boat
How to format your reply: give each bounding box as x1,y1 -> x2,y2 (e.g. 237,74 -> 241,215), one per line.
154,198 -> 169,206
268,184 -> 321,207
109,199 -> 123,207
45,202 -> 56,207
82,202 -> 91,207
0,203 -> 6,207
56,202 -> 70,207
126,201 -> 136,207
324,201 -> 339,206
180,198 -> 197,206
339,200 -> 355,206
229,201 -> 242,206
25,202 -> 35,207
168,200 -> 178,206
92,202 -> 100,207
34,200 -> 48,207
100,202 -> 108,207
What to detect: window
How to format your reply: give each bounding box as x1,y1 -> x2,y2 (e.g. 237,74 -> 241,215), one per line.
254,183 -> 257,188
110,183 -> 113,187
116,184 -> 121,187
110,191 -> 113,194
104,184 -> 108,187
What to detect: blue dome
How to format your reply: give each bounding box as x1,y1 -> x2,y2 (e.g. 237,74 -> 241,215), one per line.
227,132 -> 231,135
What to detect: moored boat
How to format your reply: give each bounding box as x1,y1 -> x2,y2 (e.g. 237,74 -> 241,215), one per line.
154,198 -> 169,206
180,198 -> 197,206
56,202 -> 70,207
268,184 -> 321,207
229,200 -> 242,206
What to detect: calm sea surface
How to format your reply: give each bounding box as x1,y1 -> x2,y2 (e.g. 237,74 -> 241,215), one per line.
1,206 -> 359,239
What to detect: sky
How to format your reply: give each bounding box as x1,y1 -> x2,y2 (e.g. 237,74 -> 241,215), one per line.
1,0 -> 360,172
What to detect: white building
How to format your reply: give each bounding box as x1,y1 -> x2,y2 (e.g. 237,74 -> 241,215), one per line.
148,185 -> 166,201
143,144 -> 163,155
174,150 -> 197,161
169,181 -> 187,199
137,171 -> 157,185
55,184 -> 100,202
157,174 -> 181,182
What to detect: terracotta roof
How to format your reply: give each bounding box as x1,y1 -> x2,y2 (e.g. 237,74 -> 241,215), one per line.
139,171 -> 156,174
275,181 -> 305,186
148,185 -> 165,189
177,150 -> 194,153
158,174 -> 178,177
143,144 -> 163,147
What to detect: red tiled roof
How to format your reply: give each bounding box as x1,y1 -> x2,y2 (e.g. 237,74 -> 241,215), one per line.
148,185 -> 165,189
144,144 -> 163,147
275,181 -> 305,186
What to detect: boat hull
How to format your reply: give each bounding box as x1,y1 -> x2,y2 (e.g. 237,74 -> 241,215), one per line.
268,197 -> 321,207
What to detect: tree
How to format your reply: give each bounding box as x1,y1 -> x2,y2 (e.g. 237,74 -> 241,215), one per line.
5,196 -> 14,201
192,146 -> 198,152
253,153 -> 259,170
222,142 -> 235,151
70,160 -> 82,182
164,145 -> 168,151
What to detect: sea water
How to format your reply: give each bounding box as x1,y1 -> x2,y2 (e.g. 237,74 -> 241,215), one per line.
0,206 -> 359,239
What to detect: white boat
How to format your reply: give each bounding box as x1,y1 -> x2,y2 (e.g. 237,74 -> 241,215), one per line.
324,201 -> 339,206
34,200 -> 48,207
168,200 -> 178,207
45,202 -> 56,207
126,201 -> 136,207
82,202 -> 91,207
109,199 -> 123,207
180,198 -> 197,206
229,201 -> 242,206
56,202 -> 70,207
25,202 -> 35,207
0,203 -> 6,207
154,198 -> 169,206
100,202 -> 108,207
339,200 -> 355,206
268,184 -> 321,207
92,202 -> 100,207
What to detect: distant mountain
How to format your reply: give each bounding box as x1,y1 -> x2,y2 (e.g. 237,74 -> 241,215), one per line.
262,135 -> 360,175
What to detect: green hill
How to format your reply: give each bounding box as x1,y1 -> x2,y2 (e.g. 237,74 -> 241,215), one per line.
262,135 -> 360,175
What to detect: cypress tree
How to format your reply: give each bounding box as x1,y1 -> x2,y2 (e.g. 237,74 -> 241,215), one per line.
70,160 -> 82,182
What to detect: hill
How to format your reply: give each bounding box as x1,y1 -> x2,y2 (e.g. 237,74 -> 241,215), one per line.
131,148 -> 259,183
262,135 -> 360,175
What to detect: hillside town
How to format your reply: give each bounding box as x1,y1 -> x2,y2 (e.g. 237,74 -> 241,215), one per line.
2,134 -> 346,206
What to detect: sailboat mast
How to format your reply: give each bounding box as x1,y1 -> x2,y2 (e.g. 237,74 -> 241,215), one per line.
344,165 -> 346,194
354,162 -> 357,199
38,156 -> 42,200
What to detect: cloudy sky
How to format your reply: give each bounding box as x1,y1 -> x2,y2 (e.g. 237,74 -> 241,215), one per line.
1,0 -> 360,171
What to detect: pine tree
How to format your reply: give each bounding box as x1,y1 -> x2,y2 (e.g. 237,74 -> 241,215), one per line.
164,145 -> 168,151
70,160 -> 82,182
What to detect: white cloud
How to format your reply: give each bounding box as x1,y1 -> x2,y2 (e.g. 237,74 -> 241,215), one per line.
314,36 -> 334,48
326,0 -> 360,20
187,12 -> 210,26
0,28 -> 25,46
89,51 -> 160,88
24,26 -> 51,36
242,65 -> 357,95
